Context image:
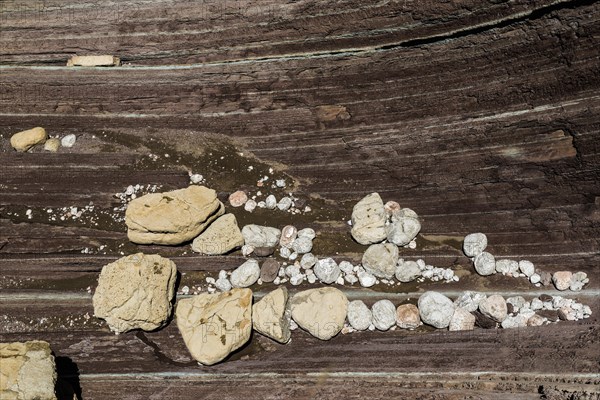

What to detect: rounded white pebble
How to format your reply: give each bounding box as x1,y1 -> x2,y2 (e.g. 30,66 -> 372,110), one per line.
244,199 -> 257,212
61,134 -> 77,148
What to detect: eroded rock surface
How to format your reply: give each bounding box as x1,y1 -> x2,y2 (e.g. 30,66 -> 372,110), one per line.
350,193 -> 387,245
362,243 -> 399,278
290,287 -> 348,340
252,287 -> 291,343
0,341 -> 57,400
126,185 -> 224,245
93,253 -> 177,334
176,288 -> 252,365
191,213 -> 244,255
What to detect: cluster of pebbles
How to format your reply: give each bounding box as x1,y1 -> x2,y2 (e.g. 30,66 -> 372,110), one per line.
8,127 -> 76,152
464,232 -> 589,291
229,189 -> 311,214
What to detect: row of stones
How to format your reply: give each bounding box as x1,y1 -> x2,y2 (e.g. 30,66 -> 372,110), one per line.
229,189 -> 311,214
9,127 -> 76,152
464,233 -> 589,292
93,253 -> 592,366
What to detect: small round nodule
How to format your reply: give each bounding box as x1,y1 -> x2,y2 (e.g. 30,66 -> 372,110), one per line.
463,233 -> 487,258
474,252 -> 495,276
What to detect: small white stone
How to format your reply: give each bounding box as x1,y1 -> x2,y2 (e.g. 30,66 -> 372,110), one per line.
280,247 -> 292,259
336,276 -> 345,285
244,199 -> 257,212
265,195 -> 277,209
518,260 -> 535,277
257,201 -> 266,208
190,174 -> 204,184
297,228 -> 316,240
347,300 -> 372,331
206,277 -> 216,284
371,300 -> 396,331
307,274 -> 317,284
181,285 -> 190,295
289,252 -> 298,261
289,319 -> 298,330
339,261 -> 354,274
218,270 -> 228,280
275,179 -> 286,188
530,273 -> 541,284
300,253 -> 317,269
291,237 -> 313,254
463,233 -> 487,257
344,274 -> 358,284
277,197 -> 293,211
215,277 -> 232,292
531,298 -> 543,310
285,265 -> 300,278
357,267 -> 376,288
408,240 -> 417,249
230,259 -> 260,288
314,258 -> 340,284
290,274 -> 304,286
61,134 -> 77,148
242,245 -> 255,256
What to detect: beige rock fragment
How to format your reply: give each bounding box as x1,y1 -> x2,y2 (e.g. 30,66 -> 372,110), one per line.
10,127 -> 47,152
126,185 -> 224,245
0,341 -> 57,400
176,289 -> 252,365
191,214 -> 244,255
93,253 -> 177,334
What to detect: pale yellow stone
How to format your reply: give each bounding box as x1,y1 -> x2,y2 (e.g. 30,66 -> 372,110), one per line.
290,287 -> 348,340
176,289 -> 252,365
93,253 -> 177,334
43,138 -> 60,152
67,55 -> 120,67
191,214 -> 244,255
126,185 -> 224,245
10,127 -> 47,152
0,341 -> 56,400
252,287 -> 291,343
